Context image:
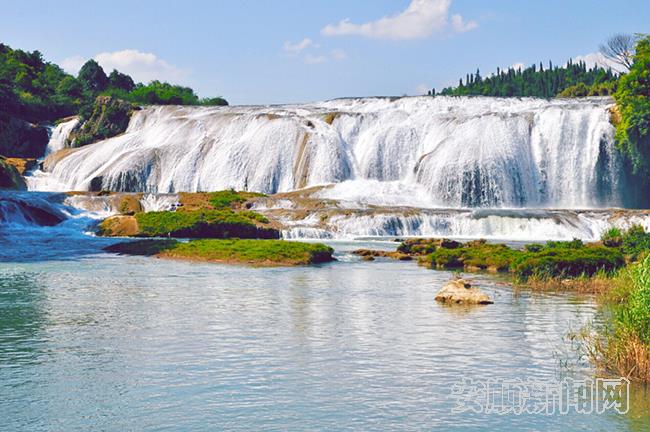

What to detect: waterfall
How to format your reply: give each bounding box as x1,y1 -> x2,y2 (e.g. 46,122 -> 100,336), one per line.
45,118 -> 79,156
36,96 -> 621,209
280,209 -> 650,241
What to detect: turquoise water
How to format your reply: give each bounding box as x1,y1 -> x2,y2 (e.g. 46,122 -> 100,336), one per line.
2,237 -> 648,431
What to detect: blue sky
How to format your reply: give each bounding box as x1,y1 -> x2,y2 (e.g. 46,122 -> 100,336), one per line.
1,0 -> 648,105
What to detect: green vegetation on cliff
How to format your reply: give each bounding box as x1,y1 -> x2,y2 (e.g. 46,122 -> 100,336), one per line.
612,35 -> 650,184
104,238 -> 334,266
0,42 -> 228,156
71,96 -> 136,147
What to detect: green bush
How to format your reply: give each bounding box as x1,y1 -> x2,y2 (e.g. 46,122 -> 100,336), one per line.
512,246 -> 625,280
621,225 -> 650,260
602,227 -> 623,247
545,238 -> 584,250
461,243 -> 521,271
427,248 -> 463,268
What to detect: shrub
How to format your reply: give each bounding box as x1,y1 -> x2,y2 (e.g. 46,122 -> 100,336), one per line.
461,243 -> 521,271
524,243 -> 544,253
512,246 -> 625,280
544,238 -> 584,250
602,227 -> 623,247
621,224 -> 650,260
426,248 -> 463,268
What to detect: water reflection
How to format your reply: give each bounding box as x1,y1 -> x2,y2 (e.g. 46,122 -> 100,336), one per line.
0,252 -> 648,430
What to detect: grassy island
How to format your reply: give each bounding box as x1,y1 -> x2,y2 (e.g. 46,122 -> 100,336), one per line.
105,238 -> 335,266
98,190 -> 279,239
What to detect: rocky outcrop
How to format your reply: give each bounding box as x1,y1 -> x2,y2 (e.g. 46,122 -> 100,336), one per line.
4,157 -> 37,175
434,279 -> 494,305
0,191 -> 67,225
352,249 -> 412,261
68,96 -> 137,147
0,114 -> 48,157
98,215 -> 140,236
0,157 -> 27,190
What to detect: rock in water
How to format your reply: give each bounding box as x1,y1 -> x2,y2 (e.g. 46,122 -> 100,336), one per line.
0,157 -> 27,190
435,279 -> 493,305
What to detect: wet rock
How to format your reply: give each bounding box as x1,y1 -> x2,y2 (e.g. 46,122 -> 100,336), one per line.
435,279 -> 493,305
0,157 -> 27,190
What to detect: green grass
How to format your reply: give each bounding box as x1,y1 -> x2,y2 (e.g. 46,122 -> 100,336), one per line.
206,189 -> 266,209
420,238 -> 627,279
586,256 -> 650,382
105,238 -> 334,266
511,246 -> 624,280
617,256 -> 650,344
135,209 -> 278,239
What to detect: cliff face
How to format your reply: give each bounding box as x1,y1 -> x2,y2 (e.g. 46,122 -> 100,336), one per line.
0,114 -> 48,158
68,96 -> 137,147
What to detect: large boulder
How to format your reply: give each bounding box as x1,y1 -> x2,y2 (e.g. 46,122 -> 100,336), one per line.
0,157 -> 27,190
0,114 -> 48,157
435,279 -> 493,305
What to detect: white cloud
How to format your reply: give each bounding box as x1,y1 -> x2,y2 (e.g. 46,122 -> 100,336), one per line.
60,56 -> 86,75
450,14 -> 477,33
321,0 -> 477,40
568,52 -> 624,73
61,49 -> 189,84
510,62 -> 525,71
416,83 -> 431,95
283,38 -> 315,54
330,49 -> 347,61
304,54 -> 328,65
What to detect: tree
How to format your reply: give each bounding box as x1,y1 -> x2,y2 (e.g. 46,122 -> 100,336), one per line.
613,35 -> 650,180
56,76 -> 83,98
108,69 -> 135,92
78,59 -> 108,93
600,34 -> 636,71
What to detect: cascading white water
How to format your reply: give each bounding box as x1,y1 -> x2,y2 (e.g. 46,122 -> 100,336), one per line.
280,209 -> 650,241
45,117 -> 79,156
36,96 -> 621,209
